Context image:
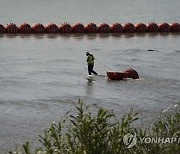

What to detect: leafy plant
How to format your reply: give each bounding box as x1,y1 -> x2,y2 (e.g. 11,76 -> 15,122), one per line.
9,99 -> 180,154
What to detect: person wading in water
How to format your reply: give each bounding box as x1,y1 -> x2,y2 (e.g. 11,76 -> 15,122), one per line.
86,51 -> 98,75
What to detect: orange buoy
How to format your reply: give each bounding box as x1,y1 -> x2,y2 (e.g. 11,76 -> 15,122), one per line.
122,68 -> 139,79
1,22 -> 180,34
123,22 -> 135,33
72,23 -> 85,33
5,23 -> 18,33
84,23 -> 97,33
45,23 -> 58,33
110,23 -> 123,33
146,22 -> 158,32
107,71 -> 125,80
31,23 -> 45,33
0,24 -> 5,33
18,23 -> 31,33
97,23 -> 111,33
59,22 -> 72,33
158,23 -> 170,32
170,22 -> 180,32
135,22 -> 146,32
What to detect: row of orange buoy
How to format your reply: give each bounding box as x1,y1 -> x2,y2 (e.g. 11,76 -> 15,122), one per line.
0,22 -> 180,33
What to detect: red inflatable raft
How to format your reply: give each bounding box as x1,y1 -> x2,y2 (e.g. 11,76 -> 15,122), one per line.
107,68 -> 139,80
107,72 -> 125,80
122,68 -> 139,79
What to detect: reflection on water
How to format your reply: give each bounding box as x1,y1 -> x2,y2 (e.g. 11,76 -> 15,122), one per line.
86,82 -> 94,95
0,34 -> 18,39
1,33 -> 179,40
44,34 -> 59,39
1,31 -> 179,41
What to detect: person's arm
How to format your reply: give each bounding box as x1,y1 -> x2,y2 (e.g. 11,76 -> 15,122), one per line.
92,55 -> 95,60
87,56 -> 89,62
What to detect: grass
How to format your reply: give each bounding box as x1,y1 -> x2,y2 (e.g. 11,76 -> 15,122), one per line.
9,99 -> 179,154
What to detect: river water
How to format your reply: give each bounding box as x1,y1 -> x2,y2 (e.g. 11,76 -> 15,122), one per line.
0,0 -> 180,152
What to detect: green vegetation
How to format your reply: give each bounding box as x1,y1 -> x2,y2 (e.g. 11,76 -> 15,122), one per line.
10,99 -> 179,154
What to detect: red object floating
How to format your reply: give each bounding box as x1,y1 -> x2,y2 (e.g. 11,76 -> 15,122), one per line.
97,23 -> 111,33
123,22 -> 135,33
84,23 -> 97,33
59,22 -> 72,33
72,23 -> 85,33
158,23 -> 170,32
18,23 -> 31,33
31,23 -> 45,33
107,71 -> 125,80
0,24 -> 5,33
135,22 -> 146,32
110,23 -> 123,33
170,22 -> 180,32
146,22 -> 158,32
1,21 -> 180,33
122,68 -> 139,79
5,23 -> 18,33
45,23 -> 58,33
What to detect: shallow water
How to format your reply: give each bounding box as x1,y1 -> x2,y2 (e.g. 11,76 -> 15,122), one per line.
0,0 -> 180,152
0,33 -> 180,151
0,0 -> 180,25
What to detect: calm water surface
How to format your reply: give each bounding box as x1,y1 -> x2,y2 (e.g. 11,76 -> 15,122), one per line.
0,0 -> 180,152
0,0 -> 180,24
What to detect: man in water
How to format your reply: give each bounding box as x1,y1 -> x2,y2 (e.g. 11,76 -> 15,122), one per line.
86,51 -> 98,75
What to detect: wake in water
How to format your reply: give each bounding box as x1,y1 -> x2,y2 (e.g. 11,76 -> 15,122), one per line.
162,101 -> 180,114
